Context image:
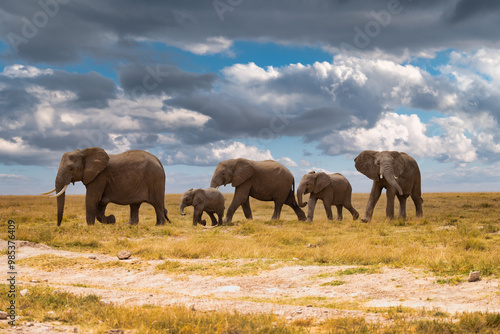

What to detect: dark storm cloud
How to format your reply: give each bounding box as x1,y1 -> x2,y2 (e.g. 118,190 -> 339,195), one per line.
0,68 -> 117,109
118,63 -> 217,97
0,88 -> 38,119
2,0 -> 500,64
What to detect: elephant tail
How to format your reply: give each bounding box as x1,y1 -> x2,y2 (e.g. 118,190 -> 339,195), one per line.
164,208 -> 172,223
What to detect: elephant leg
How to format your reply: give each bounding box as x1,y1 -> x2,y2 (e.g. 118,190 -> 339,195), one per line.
127,203 -> 141,225
361,182 -> 383,222
335,205 -> 343,221
225,184 -> 251,224
150,199 -> 166,226
284,189 -> 307,221
208,212 -> 218,226
385,188 -> 396,220
306,197 -> 318,222
322,200 -> 333,220
241,198 -> 253,219
411,191 -> 423,218
271,201 -> 284,220
85,191 -> 99,225
193,207 -> 205,226
345,203 -> 359,221
397,195 -> 409,219
97,203 -> 116,224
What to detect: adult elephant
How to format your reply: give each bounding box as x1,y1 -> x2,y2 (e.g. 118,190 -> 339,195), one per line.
354,150 -> 423,222
297,171 -> 359,222
210,158 -> 306,223
43,147 -> 171,226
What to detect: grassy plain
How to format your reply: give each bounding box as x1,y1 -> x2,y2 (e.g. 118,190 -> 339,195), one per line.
1,192 -> 500,333
2,192 -> 500,275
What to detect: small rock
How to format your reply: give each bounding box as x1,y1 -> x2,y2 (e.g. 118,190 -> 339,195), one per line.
306,304 -> 313,307
307,243 -> 317,248
30,279 -> 40,283
52,290 -> 63,295
73,327 -> 78,333
188,304 -> 196,311
286,316 -> 293,320
468,271 -> 481,282
47,311 -> 55,316
117,250 -> 131,260
20,289 -> 29,297
27,323 -> 34,327
89,255 -> 97,260
0,311 -> 8,319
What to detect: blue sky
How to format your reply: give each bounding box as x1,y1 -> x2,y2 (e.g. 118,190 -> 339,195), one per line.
1,0 -> 500,195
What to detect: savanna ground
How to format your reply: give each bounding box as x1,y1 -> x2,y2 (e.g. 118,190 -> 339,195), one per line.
1,192 -> 500,333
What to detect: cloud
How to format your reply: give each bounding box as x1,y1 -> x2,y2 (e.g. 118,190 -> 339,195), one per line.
118,64 -> 217,97
318,112 -> 478,163
2,1 -> 500,64
162,140 -> 273,166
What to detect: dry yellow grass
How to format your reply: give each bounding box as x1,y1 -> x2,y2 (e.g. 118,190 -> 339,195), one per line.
1,192 -> 499,276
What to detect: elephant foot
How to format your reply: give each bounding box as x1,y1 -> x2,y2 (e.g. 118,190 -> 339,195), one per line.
104,215 -> 116,224
306,218 -> 312,223
155,222 -> 165,226
353,212 -> 360,220
360,217 -> 370,223
127,221 -> 139,225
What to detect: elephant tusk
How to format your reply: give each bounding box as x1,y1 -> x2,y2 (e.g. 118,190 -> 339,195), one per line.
50,184 -> 69,198
395,176 -> 398,180
41,188 -> 56,195
379,175 -> 383,179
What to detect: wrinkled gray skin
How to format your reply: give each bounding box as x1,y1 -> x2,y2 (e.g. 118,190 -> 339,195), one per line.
180,188 -> 225,226
49,147 -> 171,226
297,171 -> 359,222
210,158 -> 306,223
354,150 -> 423,222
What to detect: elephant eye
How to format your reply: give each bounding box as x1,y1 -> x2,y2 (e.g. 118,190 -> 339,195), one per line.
69,167 -> 74,171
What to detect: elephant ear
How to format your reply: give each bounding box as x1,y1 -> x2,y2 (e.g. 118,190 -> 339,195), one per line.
354,150 -> 379,181
193,189 -> 206,207
314,172 -> 332,193
390,151 -> 406,178
81,147 -> 109,185
232,159 -> 255,187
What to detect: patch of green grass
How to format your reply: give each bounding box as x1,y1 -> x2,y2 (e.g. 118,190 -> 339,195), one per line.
335,267 -> 379,276
320,280 -> 346,287
156,259 -> 279,276
18,254 -> 142,271
436,276 -> 463,285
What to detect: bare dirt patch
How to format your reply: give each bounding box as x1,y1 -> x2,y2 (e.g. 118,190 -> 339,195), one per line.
2,240 -> 499,333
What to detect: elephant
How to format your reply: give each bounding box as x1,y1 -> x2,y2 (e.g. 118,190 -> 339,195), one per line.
210,158 -> 306,223
354,150 -> 423,222
180,188 -> 225,226
297,171 -> 359,222
42,147 -> 171,226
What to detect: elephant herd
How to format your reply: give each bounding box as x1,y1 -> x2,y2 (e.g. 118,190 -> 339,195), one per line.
43,147 -> 423,226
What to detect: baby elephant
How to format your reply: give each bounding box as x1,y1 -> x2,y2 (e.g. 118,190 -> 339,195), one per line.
297,171 -> 359,222
180,188 -> 225,226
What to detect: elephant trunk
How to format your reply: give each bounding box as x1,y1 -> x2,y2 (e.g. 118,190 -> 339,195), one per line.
210,176 -> 221,189
55,177 -> 67,226
382,166 -> 403,196
180,202 -> 187,216
296,184 -> 307,208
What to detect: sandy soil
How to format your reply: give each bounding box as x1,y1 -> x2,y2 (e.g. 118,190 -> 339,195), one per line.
1,240 -> 499,333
